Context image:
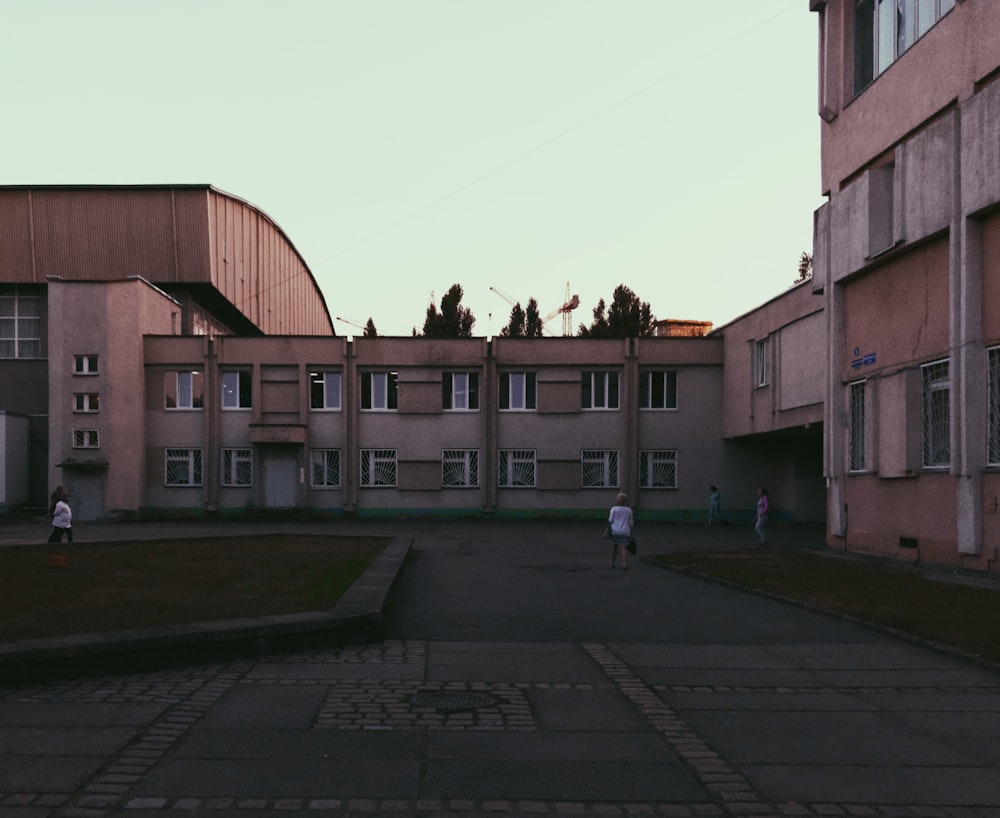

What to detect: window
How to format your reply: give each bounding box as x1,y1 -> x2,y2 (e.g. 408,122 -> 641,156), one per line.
361,448 -> 397,487
165,448 -> 203,486
849,381 -> 867,472
989,347 -> 1000,467
165,371 -> 204,409
0,289 -> 40,358
582,449 -> 619,489
443,372 -> 479,411
498,449 -> 536,488
74,393 -> 100,413
222,448 -> 252,487
922,359 -> 950,468
639,371 -> 677,410
310,371 -> 342,410
361,372 -> 398,411
74,355 -> 99,375
73,428 -> 100,449
639,450 -> 677,489
854,0 -> 955,94
581,371 -> 619,410
755,339 -> 769,387
443,449 -> 479,487
499,372 -> 536,410
310,449 -> 341,487
221,370 -> 251,409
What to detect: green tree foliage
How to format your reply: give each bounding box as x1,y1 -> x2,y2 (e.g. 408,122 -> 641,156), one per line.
501,302 -> 526,337
577,284 -> 655,338
363,317 -> 378,337
501,297 -> 544,338
421,284 -> 476,337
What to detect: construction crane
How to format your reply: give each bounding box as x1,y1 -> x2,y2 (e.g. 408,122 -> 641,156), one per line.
542,283 -> 580,336
335,316 -> 369,336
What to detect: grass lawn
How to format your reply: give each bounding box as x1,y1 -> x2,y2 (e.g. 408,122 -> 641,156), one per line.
0,534 -> 390,643
648,548 -> 1000,666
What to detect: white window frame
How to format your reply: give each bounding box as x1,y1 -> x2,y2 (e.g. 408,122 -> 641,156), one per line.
443,372 -> 480,411
0,289 -> 41,359
442,448 -> 479,488
221,370 -> 252,410
639,370 -> 678,410
165,371 -> 204,410
310,370 -> 342,411
74,393 -> 100,413
310,449 -> 341,488
74,354 -> 99,375
361,372 -> 398,411
581,371 -> 620,411
922,359 -> 950,469
72,428 -> 100,449
499,371 -> 536,411
498,448 -> 536,488
360,448 -> 397,487
639,450 -> 678,490
581,449 -> 619,489
165,448 -> 203,487
849,380 -> 867,473
755,339 -> 769,387
221,447 -> 253,487
989,347 -> 1000,468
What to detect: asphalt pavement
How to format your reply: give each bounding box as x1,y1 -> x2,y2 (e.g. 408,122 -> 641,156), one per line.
1,517 -> 999,817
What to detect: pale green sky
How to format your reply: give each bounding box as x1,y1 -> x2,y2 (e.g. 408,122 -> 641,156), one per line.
3,1 -> 824,336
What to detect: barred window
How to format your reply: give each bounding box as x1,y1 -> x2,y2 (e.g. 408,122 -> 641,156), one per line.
989,348 -> 1000,467
361,448 -> 397,487
73,429 -> 100,449
498,449 -> 536,488
922,359 -> 950,468
310,371 -> 342,410
311,449 -> 341,487
582,449 -> 619,488
222,448 -> 252,487
443,449 -> 479,487
165,448 -> 203,486
0,290 -> 40,358
581,371 -> 619,410
639,450 -> 677,489
849,380 -> 867,472
639,371 -> 677,410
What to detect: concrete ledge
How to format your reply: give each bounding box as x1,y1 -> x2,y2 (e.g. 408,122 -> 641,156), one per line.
0,536 -> 411,687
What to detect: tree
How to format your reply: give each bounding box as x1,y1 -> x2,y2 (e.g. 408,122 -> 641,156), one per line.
500,302 -> 526,337
421,284 -> 476,337
795,251 -> 813,283
363,317 -> 378,338
500,297 -> 544,338
577,284 -> 655,338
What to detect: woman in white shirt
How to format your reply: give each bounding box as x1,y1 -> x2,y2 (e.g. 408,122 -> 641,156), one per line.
47,487 -> 73,544
608,493 -> 634,570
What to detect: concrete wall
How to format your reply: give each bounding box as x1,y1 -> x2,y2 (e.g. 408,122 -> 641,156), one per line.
0,411 -> 29,511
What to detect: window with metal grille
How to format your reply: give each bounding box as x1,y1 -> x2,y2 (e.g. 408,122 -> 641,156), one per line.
310,371 -> 342,410
922,359 -> 950,468
499,372 -> 536,410
74,393 -> 100,413
73,429 -> 100,449
222,448 -> 252,487
442,449 -> 479,487
165,448 -> 203,486
582,450 -> 619,488
221,370 -> 252,409
361,372 -> 398,410
849,380 -> 867,472
498,449 -> 535,488
639,370 -> 677,410
581,371 -> 619,410
443,372 -> 479,411
639,450 -> 677,489
0,289 -> 40,358
988,348 -> 1000,467
165,371 -> 204,409
311,449 -> 341,487
361,448 -> 397,487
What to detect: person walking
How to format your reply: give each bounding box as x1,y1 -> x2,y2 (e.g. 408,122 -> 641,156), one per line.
608,492 -> 634,570
754,487 -> 769,546
47,486 -> 73,544
707,484 -> 726,526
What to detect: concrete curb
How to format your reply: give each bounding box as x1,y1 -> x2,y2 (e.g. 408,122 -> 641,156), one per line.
0,536 -> 411,687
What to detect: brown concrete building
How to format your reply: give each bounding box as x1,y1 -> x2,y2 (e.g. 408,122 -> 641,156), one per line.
811,0 -> 1000,570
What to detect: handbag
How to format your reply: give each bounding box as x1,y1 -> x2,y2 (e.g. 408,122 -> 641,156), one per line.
603,525 -> 611,539
627,536 -> 637,555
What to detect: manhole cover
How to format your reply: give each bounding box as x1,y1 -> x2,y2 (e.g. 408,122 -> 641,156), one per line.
410,691 -> 497,711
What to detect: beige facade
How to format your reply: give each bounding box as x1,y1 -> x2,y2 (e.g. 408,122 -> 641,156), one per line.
811,0 -> 1000,570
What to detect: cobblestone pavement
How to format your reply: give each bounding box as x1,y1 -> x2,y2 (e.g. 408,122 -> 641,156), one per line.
2,520 -> 999,816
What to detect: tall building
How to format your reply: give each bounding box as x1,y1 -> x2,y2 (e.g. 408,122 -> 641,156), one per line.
811,0 -> 1000,569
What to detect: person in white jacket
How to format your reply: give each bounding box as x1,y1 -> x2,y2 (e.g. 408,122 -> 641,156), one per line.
608,492 -> 634,570
47,486 -> 73,544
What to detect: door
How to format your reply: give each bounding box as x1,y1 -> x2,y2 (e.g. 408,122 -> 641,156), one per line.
262,446 -> 300,508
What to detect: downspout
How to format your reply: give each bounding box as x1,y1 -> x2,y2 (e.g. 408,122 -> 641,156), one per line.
204,336 -> 219,512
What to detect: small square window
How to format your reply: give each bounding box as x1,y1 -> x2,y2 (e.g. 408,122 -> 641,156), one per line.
73,428 -> 100,449
639,371 -> 677,410
165,371 -> 204,410
74,355 -> 99,375
74,393 -> 100,413
581,371 -> 619,410
443,372 -> 480,411
499,372 -> 536,410
361,372 -> 398,411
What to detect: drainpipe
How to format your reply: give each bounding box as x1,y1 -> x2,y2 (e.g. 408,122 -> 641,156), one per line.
204,336 -> 219,512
